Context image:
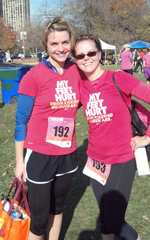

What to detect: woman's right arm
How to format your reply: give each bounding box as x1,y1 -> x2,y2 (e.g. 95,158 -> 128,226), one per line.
15,141 -> 26,181
15,94 -> 35,181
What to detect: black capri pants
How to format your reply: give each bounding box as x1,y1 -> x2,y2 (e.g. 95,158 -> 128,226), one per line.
27,173 -> 73,236
91,158 -> 138,240
24,149 -> 78,236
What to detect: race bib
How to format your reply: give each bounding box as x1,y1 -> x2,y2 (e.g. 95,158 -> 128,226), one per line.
83,157 -> 111,185
46,117 -> 74,148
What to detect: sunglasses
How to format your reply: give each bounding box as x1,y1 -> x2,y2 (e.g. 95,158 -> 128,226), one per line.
75,51 -> 98,60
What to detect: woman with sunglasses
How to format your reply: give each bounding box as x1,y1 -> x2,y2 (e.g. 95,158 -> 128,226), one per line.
14,17 -> 80,240
72,35 -> 150,240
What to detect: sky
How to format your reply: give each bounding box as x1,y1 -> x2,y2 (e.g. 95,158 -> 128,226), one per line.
30,0 -> 62,16
30,0 -> 44,15
30,0 -> 49,16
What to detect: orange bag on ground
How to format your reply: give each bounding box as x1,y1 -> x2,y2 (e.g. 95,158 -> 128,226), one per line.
0,177 -> 31,240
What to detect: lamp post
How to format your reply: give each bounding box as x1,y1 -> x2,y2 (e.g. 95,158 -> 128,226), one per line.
20,31 -> 27,58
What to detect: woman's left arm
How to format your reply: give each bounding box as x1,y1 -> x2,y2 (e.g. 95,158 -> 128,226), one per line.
130,82 -> 150,151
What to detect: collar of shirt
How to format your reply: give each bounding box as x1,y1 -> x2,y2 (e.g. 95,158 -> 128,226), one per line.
42,56 -> 70,73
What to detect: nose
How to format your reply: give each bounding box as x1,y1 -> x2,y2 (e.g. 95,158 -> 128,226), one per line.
84,54 -> 89,60
58,44 -> 64,52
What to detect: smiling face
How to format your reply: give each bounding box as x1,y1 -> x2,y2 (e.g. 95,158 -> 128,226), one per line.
74,39 -> 103,80
47,30 -> 72,68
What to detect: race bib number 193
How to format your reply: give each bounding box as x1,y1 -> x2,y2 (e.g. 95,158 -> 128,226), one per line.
83,157 -> 111,185
46,117 -> 74,148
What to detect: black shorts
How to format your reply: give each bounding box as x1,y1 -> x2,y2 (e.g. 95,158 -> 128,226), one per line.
123,69 -> 133,75
24,149 -> 78,184
147,77 -> 150,82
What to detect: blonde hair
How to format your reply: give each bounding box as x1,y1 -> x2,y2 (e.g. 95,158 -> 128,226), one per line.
42,17 -> 74,53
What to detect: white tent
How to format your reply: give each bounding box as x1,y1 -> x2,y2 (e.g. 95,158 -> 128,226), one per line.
99,39 -> 116,64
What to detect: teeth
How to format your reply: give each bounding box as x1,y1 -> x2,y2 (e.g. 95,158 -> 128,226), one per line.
84,63 -> 92,66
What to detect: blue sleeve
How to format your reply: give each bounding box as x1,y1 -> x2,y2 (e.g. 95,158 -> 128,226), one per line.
15,94 -> 35,141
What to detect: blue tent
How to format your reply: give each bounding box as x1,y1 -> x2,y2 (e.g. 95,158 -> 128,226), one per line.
128,41 -> 150,49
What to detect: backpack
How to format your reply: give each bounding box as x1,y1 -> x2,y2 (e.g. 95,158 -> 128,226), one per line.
113,73 -> 150,161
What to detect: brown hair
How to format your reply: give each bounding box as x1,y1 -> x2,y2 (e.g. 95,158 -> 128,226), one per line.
72,34 -> 102,57
42,17 -> 74,53
147,47 -> 150,52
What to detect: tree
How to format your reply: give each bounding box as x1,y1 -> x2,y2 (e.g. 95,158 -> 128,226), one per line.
0,18 -> 17,51
61,0 -> 149,48
142,12 -> 150,42
19,0 -> 63,54
22,24 -> 44,54
28,0 -> 150,50
107,0 -> 148,44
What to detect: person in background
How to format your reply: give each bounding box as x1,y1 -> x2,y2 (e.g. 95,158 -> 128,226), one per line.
112,53 -> 118,65
132,49 -> 139,66
133,49 -> 144,73
132,49 -> 135,66
72,34 -> 150,240
5,49 -> 12,62
120,44 -> 133,74
15,17 -> 80,240
11,53 -> 14,62
0,49 -> 3,62
42,51 -> 47,59
139,49 -> 144,59
143,46 -> 150,85
37,50 -> 42,62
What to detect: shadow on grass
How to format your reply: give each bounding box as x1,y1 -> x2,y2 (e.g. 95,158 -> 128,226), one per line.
59,138 -> 91,240
0,102 -> 5,108
77,215 -> 101,240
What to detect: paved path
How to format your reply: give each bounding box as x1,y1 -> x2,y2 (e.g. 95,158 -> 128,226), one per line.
22,62 -> 38,65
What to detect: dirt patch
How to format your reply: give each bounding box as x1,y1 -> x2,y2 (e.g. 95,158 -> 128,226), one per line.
12,58 -> 38,64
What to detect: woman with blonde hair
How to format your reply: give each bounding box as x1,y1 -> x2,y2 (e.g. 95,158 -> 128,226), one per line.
120,44 -> 133,75
15,17 -> 80,240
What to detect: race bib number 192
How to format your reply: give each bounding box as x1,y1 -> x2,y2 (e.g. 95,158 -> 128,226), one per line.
83,157 -> 111,185
46,117 -> 74,148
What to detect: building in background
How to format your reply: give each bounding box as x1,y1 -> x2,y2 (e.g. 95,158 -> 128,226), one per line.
0,0 -> 2,18
2,0 -> 30,32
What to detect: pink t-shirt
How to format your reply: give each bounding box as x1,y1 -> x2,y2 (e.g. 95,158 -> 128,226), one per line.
80,70 -> 150,164
120,51 -> 132,70
18,62 -> 80,155
143,53 -> 150,67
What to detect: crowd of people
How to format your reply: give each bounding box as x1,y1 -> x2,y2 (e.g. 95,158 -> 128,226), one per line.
0,49 -> 47,63
12,16 -> 150,240
118,44 -> 150,85
102,45 -> 150,83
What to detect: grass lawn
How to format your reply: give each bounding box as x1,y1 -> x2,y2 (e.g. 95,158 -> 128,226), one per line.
0,64 -> 150,240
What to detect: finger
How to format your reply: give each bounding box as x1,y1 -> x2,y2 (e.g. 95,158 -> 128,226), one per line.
131,143 -> 136,152
23,172 -> 27,182
16,175 -> 22,181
